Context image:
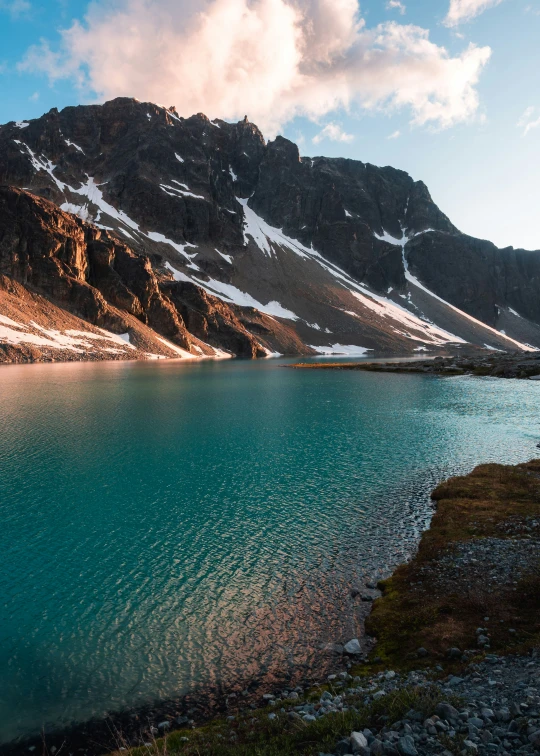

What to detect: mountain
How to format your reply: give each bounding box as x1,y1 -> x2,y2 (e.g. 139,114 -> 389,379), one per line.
0,96 -> 539,363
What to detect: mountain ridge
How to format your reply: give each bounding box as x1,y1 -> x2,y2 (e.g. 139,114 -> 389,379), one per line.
0,96 -> 539,362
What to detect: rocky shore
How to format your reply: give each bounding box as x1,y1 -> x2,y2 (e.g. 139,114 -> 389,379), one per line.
290,351 -> 540,379
4,460 -> 539,756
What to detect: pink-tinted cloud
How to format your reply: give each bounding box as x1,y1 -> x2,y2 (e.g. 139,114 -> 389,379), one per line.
20,0 -> 491,135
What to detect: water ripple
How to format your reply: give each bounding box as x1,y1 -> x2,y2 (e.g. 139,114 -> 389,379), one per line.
0,362 -> 538,741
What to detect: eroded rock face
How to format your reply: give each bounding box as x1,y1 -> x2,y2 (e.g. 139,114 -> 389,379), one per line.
162,281 -> 266,358
0,187 -> 279,358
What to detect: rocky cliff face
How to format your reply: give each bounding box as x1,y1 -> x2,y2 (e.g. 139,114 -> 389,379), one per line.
0,187 -> 303,361
0,96 -> 539,361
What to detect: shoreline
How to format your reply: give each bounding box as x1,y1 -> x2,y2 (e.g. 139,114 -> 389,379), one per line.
0,638 -> 378,756
289,351 -> 540,379
3,460 -> 539,755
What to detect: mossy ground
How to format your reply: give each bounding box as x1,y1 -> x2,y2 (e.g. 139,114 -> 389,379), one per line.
366,459 -> 540,668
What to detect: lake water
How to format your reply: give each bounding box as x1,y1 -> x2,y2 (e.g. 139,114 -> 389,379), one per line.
0,358 -> 539,743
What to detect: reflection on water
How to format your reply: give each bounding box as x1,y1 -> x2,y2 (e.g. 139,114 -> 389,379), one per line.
0,358 -> 538,741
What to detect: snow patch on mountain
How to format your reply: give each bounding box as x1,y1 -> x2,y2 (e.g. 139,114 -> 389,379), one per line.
309,344 -> 371,355
64,139 -> 84,153
160,182 -> 206,200
0,319 -> 138,354
192,276 -> 299,319
146,231 -> 197,261
237,197 -> 312,258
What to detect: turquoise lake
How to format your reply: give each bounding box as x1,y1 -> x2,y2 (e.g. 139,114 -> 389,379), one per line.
0,358 -> 539,742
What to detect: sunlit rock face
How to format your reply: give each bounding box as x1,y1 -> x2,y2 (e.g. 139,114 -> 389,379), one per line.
1,96 -> 540,361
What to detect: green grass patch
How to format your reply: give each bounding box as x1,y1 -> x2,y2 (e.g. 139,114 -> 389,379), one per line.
113,686 -> 458,756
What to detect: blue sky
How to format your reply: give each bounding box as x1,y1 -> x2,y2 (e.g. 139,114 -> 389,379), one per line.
1,0 -> 539,250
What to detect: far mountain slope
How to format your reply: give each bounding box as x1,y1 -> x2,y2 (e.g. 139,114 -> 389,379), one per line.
0,97 -> 538,360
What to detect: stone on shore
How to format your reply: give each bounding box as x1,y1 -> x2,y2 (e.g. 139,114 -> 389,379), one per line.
344,638 -> 362,654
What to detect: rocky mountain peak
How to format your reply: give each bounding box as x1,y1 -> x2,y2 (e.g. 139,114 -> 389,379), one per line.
0,97 -> 539,363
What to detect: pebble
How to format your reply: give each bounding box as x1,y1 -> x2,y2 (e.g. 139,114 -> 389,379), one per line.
344,638 -> 362,655
317,651 -> 540,756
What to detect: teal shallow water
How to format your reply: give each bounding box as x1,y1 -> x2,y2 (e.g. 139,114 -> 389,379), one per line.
0,359 -> 539,742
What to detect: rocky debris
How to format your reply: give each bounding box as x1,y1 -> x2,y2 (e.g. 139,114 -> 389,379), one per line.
315,652 -> 540,756
290,353 -> 540,380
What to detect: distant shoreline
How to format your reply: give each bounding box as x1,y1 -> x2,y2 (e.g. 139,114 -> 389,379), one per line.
289,350 -> 540,379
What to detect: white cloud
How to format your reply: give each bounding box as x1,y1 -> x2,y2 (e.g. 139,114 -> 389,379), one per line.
386,0 -> 406,15
444,0 -> 503,26
387,129 -> 401,139
29,91 -> 39,101
0,0 -> 31,17
20,0 -> 491,136
517,106 -> 540,136
313,122 -> 354,143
